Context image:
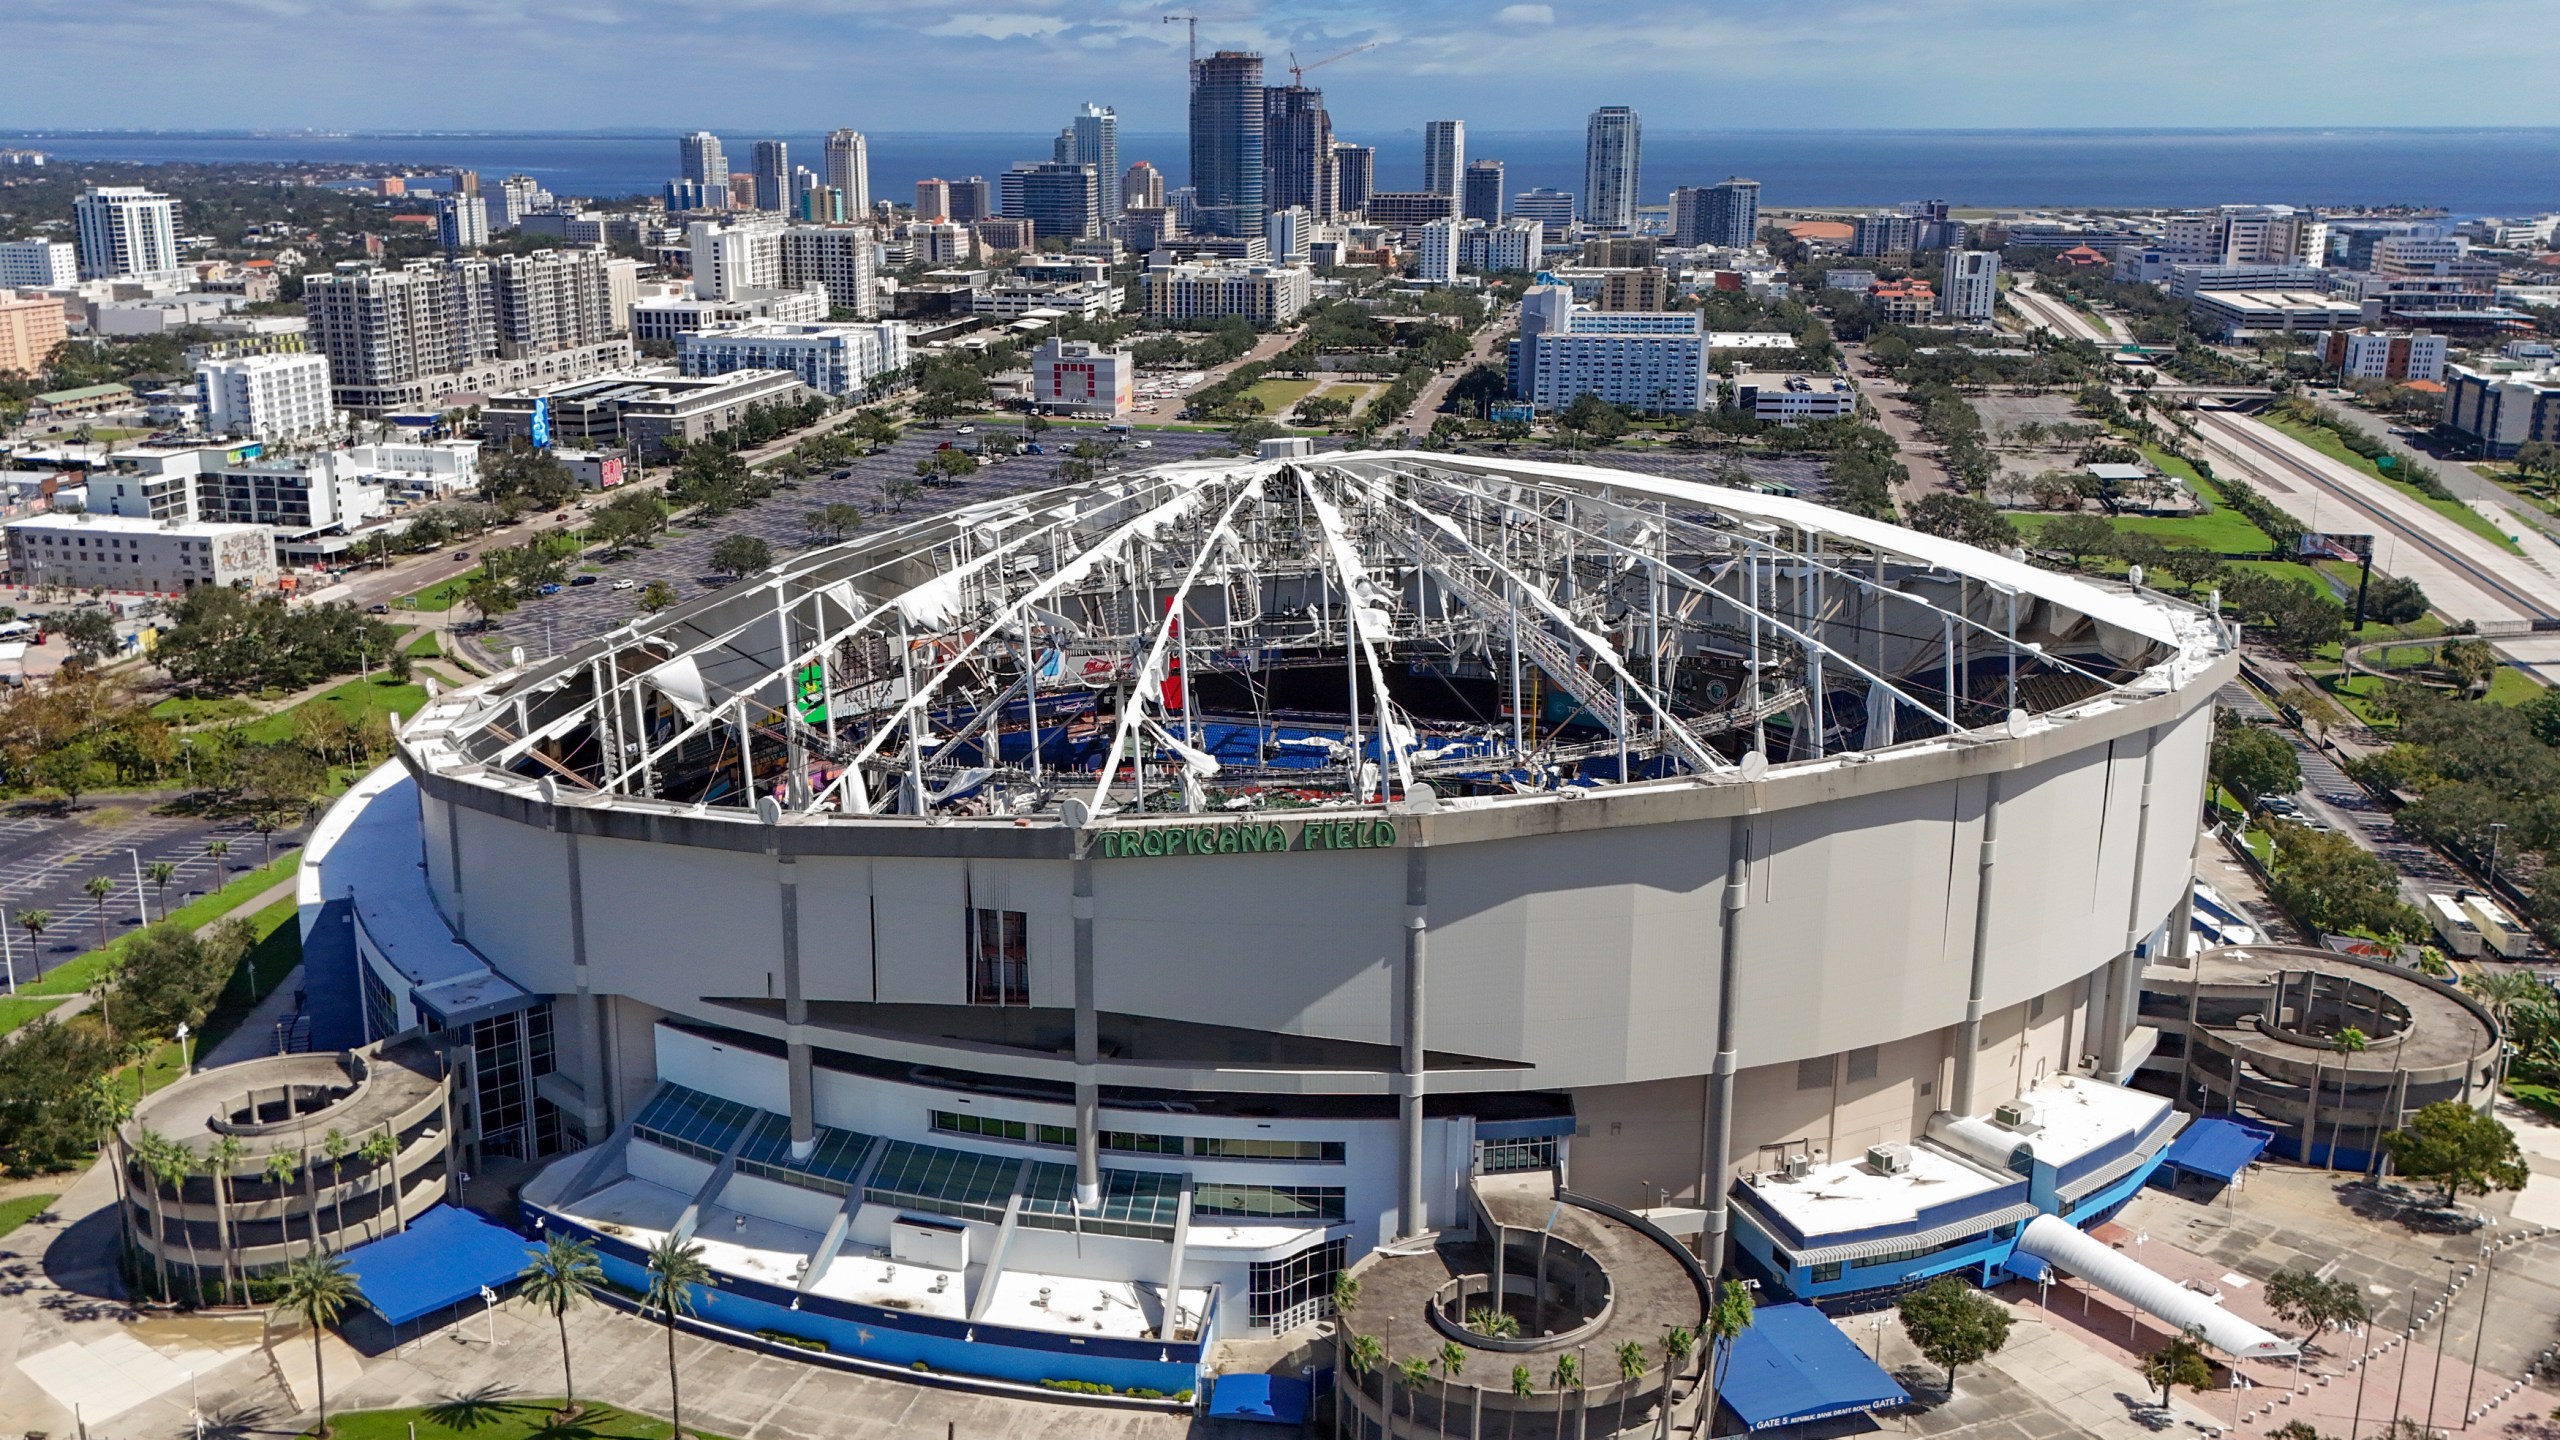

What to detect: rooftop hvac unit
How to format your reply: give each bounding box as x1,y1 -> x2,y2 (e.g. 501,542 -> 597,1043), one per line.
1992,1103 -> 2029,1129
1866,1144 -> 1912,1176
1783,1155 -> 1814,1180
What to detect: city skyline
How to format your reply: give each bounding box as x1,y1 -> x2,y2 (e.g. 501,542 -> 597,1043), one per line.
11,1 -> 2560,132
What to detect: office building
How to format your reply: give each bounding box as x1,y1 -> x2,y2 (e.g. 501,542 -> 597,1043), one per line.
1940,249 -> 2000,321
689,216 -> 786,300
2163,263 -> 2332,300
798,186 -> 845,225
1729,371 -> 1855,425
630,287 -> 828,346
0,290 -> 68,377
1365,192 -> 1459,237
1332,143 -> 1375,216
1597,267 -> 1671,312
1264,206 -> 1312,265
1582,107 -> 1641,231
1456,218 -> 1543,274
74,187 -> 181,282
779,226 -> 879,317
482,367 -> 807,459
1580,236 -> 1658,269
912,223 -> 974,267
2161,205 -> 2322,269
1850,213 -> 1917,257
915,179 -> 952,223
823,130 -> 871,217
1513,188 -> 1576,230
1144,259 -> 1311,323
973,217 -> 1034,253
436,194 -> 489,251
1020,163 -> 1101,243
1263,87 -> 1335,222
1508,283 -> 1706,412
753,141 -> 790,213
1417,218 -> 1461,286
6,512 -> 273,593
2442,362 -> 2560,458
1071,104 -> 1120,220
0,240 -> 77,288
679,132 -> 729,193
2185,290 -> 2364,338
678,319 -> 907,397
199,352 -> 334,440
1122,162 -> 1166,212
1672,178 -> 1759,250
2321,329 -> 2447,383
301,254 -> 629,411
1423,120 -> 1465,198
1029,337 -> 1133,416
1188,50 -> 1266,238
948,177 -> 993,225
1462,161 -> 1505,225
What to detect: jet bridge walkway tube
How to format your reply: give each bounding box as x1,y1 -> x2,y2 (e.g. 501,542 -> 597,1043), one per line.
2012,1215 -> 2298,1359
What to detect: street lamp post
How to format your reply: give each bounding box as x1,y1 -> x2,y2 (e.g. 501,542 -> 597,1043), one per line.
2485,821 -> 2508,892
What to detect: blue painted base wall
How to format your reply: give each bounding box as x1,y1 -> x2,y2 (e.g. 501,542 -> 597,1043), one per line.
527,1204 -> 1206,1395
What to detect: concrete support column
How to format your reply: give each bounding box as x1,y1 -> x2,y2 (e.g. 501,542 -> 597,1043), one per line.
1398,847 -> 1429,1240
779,854 -> 813,1158
1952,772 -> 2004,1115
560,821 -> 610,1141
1699,812 -> 1751,1273
2097,730 -> 2162,1082
1072,849 -> 1100,1210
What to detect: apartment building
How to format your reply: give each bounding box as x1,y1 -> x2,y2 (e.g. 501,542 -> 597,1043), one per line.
0,290 -> 67,377
677,320 -> 907,397
1143,260 -> 1312,324
2321,329 -> 2447,383
199,352 -> 335,440
1506,283 -> 1707,413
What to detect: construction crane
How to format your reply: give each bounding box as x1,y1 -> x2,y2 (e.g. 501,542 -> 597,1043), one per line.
1288,41 -> 1380,87
1162,14 -> 1198,69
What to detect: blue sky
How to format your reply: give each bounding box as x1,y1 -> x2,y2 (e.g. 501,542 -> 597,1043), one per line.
10,0 -> 2560,132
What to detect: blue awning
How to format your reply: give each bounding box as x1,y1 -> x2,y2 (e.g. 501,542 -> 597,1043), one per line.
340,1205 -> 535,1326
1718,1303 -> 1909,1432
2003,1250 -> 2050,1284
1206,1373 -> 1311,1425
2160,1117 -> 2275,1185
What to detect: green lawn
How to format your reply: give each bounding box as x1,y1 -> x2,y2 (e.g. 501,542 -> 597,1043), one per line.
1244,376 -> 1321,414
319,1402 -> 727,1440
1,852 -> 299,1028
0,995 -> 65,1030
403,632 -> 442,659
148,695 -> 260,726
2511,1082 -> 2560,1126
2488,665 -> 2546,706
407,572 -> 474,612
239,675 -> 428,745
0,1193 -> 56,1241
2261,414 -> 2523,554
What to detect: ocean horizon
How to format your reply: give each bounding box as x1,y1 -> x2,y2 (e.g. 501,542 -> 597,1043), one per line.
6,127 -> 2557,215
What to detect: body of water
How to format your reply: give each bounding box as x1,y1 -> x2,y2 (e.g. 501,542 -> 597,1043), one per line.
7,128 -> 2557,215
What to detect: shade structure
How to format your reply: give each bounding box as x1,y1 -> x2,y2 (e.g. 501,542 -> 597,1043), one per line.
1206,1372 -> 1311,1424
340,1204 -> 534,1326
2159,1117 -> 2275,1186
1717,1303 -> 1909,1431
2013,1215 -> 2296,1358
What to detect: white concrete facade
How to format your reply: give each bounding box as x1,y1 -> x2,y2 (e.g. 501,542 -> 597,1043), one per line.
677,320 -> 907,397
7,511 -> 274,593
199,351 -> 336,441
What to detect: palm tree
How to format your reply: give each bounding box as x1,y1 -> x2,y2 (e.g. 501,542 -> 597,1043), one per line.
1396,1357 -> 1433,1430
83,874 -> 116,946
1658,1327 -> 1695,1440
207,1133 -> 246,1305
1551,1352 -> 1581,1440
143,860 -> 177,922
151,1140 -> 207,1305
263,1152 -> 300,1256
358,1129 -> 401,1237
520,1235 -> 605,1417
1704,1279 -> 1756,1439
129,1129 -> 176,1302
320,1130 -> 351,1241
274,1251 -> 359,1437
1437,1340 -> 1467,1440
251,812 -> 282,869
15,908 -> 49,981
2326,1026 -> 2369,1171
644,1232 -> 714,1439
204,837 -> 231,874
1332,1270 -> 1360,1424
81,1076 -> 139,1268
1508,1363 -> 1533,1440
1615,1340 -> 1650,1437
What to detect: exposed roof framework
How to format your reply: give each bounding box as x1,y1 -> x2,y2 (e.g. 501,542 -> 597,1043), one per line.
424,454 -> 2210,820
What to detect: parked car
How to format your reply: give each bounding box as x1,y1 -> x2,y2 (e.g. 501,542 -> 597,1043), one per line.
2260,795 -> 2299,817
570,574 -> 599,587
366,602 -> 389,613
955,426 -> 975,435
1134,439 -> 1155,449
538,582 -> 563,596
612,579 -> 635,591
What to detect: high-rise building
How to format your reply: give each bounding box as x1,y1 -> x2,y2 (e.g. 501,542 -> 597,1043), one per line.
753,141 -> 790,213
1332,143 -> 1375,216
0,240 -> 78,288
199,351 -> 335,441
73,187 -> 180,282
799,187 -> 844,224
1582,107 -> 1641,231
1508,284 -> 1707,412
823,130 -> 871,217
679,132 -> 729,190
301,253 -> 624,410
1672,177 -> 1761,250
1940,249 -> 2000,321
1365,192 -> 1459,237
1462,160 -> 1505,225
496,174 -> 546,229
1264,206 -> 1312,265
949,177 -> 993,224
1262,86 -> 1336,222
1072,104 -> 1121,221
915,179 -> 951,223
1850,213 -> 1918,257
1513,188 -> 1576,229
1188,51 -> 1265,239
1423,121 -> 1466,198
1122,162 -> 1165,212
1021,163 -> 1100,244
687,216 -> 786,300
1417,217 -> 1461,285
436,195 -> 489,251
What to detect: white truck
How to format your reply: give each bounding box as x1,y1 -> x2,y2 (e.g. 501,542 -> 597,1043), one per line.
2460,892 -> 2527,961
2427,892 -> 2483,959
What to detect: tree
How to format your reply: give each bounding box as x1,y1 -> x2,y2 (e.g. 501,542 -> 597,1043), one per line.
130,1129 -> 178,1301
143,860 -> 177,922
645,1233 -> 714,1440
147,1137 -> 207,1304
709,533 -> 773,578
35,742 -> 94,809
2264,1268 -> 2370,1353
275,1251 -> 360,1436
1704,1277 -> 1755,1428
59,609 -> 118,663
2161,545 -> 2228,596
803,503 -> 864,545
638,580 -> 678,614
1227,417 -> 1283,455
1613,1339 -> 1648,1437
1550,1352 -> 1581,1440
1907,493 -> 2020,550
1897,1275 -> 2013,1394
15,909 -> 51,980
1509,1364 -> 1534,1440
2035,512 -> 2120,571
357,1129 -> 401,1237
2439,637 -> 2497,695
82,873 -> 116,947
2267,821 -> 2422,939
1395,1356 -> 1432,1427
2141,1326 -> 2217,1409
204,837 -> 230,875
2211,720 -> 2300,803
1346,1332 -> 1385,1421
206,1132 -> 247,1305
2382,1100 -> 2531,1206
459,574 -> 519,629
1560,392 -> 1629,443
1657,1327 -> 1695,1440
2365,574 -> 2429,627
520,1234 -> 605,1418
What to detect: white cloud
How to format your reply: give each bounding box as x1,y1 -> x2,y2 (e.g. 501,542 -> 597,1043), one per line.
1494,4 -> 1554,22
922,11 -> 1068,40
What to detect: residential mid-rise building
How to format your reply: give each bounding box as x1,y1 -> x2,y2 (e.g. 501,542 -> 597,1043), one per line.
1189,51 -> 1267,238
973,217 -> 1035,253
436,194 -> 489,251
915,179 -> 952,223
1870,278 -> 1936,325
678,320 -> 907,397
0,240 -> 77,288
1597,267 -> 1671,312
1940,249 -> 2000,321
1417,218 -> 1461,286
199,352 -> 334,440
1144,259 -> 1311,324
1582,107 -> 1641,231
629,287 -> 828,346
1423,121 -> 1466,198
74,187 -> 181,282
1264,207 -> 1312,265
1122,162 -> 1166,212
1029,337 -> 1133,417
0,290 -> 67,377
1672,178 -> 1760,250
494,174 -> 546,229
1456,218 -> 1543,274
779,225 -> 880,317
1729,371 -> 1855,425
2442,362 -> 2560,458
1462,160 -> 1505,225
1513,188 -> 1577,230
1850,213 -> 1917,258
2322,328 -> 2447,383
689,215 -> 787,300
753,141 -> 791,213
1262,86 -> 1336,222
1331,143 -> 1375,216
1072,105 -> 1121,221
912,222 -> 974,267
1507,283 -> 1706,412
6,512 -> 273,593
823,130 -> 871,218
301,254 -> 629,411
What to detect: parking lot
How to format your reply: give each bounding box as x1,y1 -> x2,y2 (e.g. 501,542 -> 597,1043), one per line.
0,803 -> 295,988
